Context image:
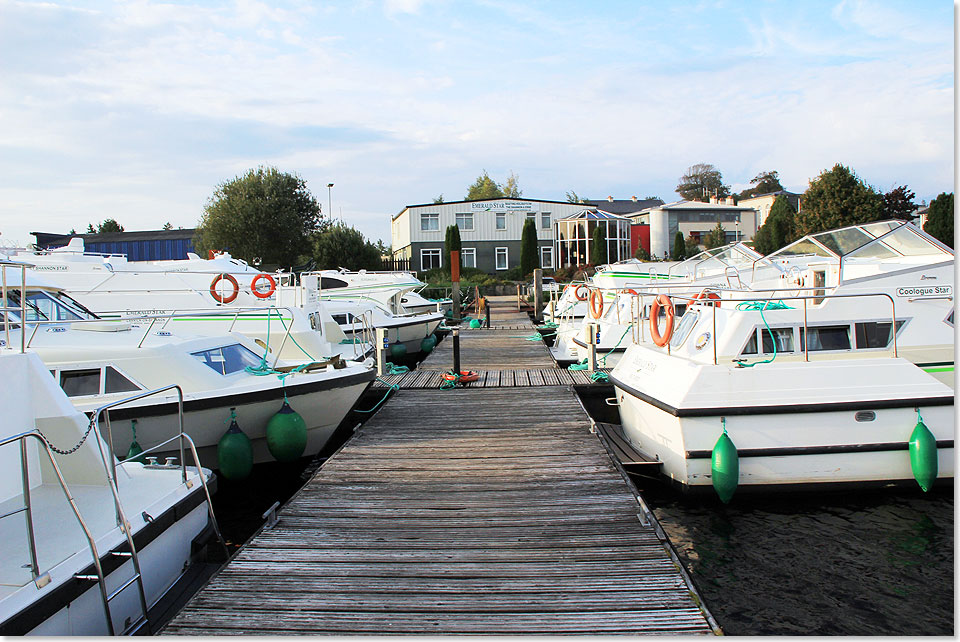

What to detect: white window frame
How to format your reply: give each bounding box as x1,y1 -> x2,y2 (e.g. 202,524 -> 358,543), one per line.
541,212 -> 551,230
540,246 -> 553,269
420,212 -> 439,232
455,212 -> 474,231
461,247 -> 476,268
420,248 -> 442,271
495,247 -> 509,270
495,213 -> 506,230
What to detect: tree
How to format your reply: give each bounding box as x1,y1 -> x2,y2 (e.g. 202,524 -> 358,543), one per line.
465,170 -> 504,200
444,224 -> 462,271
673,231 -> 686,260
704,218 -> 727,249
738,170 -> 784,199
68,228 -> 77,235
194,166 -> 323,267
795,164 -> 882,238
591,225 -> 607,265
88,218 -> 124,233
162,221 -> 173,230
676,163 -> 730,201
685,234 -> 701,257
752,194 -> 797,254
882,185 -> 916,220
924,192 -> 953,248
520,219 -> 538,277
86,223 -> 95,233
565,190 -> 585,203
502,171 -> 522,198
634,245 -> 651,261
433,194 -> 445,204
312,222 -> 382,270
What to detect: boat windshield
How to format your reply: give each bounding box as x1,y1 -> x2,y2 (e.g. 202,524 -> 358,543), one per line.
846,224 -> 954,260
3,290 -> 94,323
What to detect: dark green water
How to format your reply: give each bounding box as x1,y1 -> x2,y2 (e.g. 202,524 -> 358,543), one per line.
645,486 -> 954,635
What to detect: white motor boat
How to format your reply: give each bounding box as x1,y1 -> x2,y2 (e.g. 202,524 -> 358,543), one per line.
0,348 -> 221,635
2,263 -> 376,469
609,222 -> 955,498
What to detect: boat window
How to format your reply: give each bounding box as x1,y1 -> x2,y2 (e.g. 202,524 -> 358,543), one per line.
332,313 -> 355,325
26,292 -> 84,322
191,344 -> 263,375
670,311 -> 699,347
811,227 -> 873,256
104,366 -> 141,394
60,368 -> 101,397
771,238 -> 834,259
740,327 -> 794,355
320,277 -> 348,289
945,310 -> 954,327
855,320 -> 906,349
741,331 -> 758,355
800,325 -> 851,351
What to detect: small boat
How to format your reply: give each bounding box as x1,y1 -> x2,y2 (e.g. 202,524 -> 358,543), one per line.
0,348 -> 222,635
609,222 -> 955,497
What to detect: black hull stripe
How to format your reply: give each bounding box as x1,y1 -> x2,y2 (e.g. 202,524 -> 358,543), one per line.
99,369 -> 376,422
0,475 -> 215,635
609,373 -> 955,418
686,440 -> 955,459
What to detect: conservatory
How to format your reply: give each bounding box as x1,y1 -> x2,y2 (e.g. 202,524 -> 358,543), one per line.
555,209 -> 632,267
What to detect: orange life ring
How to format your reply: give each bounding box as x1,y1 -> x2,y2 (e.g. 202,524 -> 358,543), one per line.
649,294 -> 675,347
574,284 -> 589,301
251,273 -> 277,299
692,290 -> 721,308
210,273 -> 240,304
589,290 -> 604,319
442,370 -> 480,383
621,288 -> 638,296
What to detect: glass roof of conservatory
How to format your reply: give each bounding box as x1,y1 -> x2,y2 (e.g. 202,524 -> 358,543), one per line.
556,209 -> 631,221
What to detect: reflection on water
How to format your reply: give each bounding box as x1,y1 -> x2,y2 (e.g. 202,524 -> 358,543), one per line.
645,486 -> 954,635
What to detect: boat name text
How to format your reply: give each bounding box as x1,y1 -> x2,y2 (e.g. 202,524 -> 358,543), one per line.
896,285 -> 952,297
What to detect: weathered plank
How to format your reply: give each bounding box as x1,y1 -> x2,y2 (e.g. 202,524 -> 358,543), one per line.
163,386 -> 716,636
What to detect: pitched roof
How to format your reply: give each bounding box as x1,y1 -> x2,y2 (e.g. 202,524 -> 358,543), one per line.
583,198 -> 664,214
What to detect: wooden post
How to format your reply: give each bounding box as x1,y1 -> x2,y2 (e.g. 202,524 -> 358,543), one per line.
452,326 -> 461,376
533,268 -> 543,324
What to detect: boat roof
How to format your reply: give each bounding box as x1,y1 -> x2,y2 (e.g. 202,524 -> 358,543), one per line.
767,220 -> 953,262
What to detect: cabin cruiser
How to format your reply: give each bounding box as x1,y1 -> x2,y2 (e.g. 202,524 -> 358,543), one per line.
551,243 -> 762,365
609,221 -> 955,498
0,348 -> 221,635
1,265 -> 376,469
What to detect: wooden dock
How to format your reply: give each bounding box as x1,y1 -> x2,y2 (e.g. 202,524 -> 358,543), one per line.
161,295 -> 717,635
162,387 -> 716,635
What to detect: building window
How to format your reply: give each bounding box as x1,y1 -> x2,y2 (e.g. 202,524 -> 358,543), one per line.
495,247 -> 508,270
540,246 -> 553,268
461,248 -> 476,268
421,248 -> 442,271
541,212 -> 551,230
455,213 -> 474,231
420,213 -> 439,231
496,213 -> 506,230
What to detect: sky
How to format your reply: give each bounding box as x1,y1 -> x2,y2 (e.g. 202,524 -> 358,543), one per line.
0,0 -> 954,249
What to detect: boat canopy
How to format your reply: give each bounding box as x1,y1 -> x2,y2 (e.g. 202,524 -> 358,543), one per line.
768,220 -> 952,261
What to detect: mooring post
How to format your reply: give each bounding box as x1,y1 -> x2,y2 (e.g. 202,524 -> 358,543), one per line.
452,326 -> 461,376
451,249 -> 461,325
533,268 -> 543,325
585,322 -> 598,372
375,327 -> 388,376
484,295 -> 491,328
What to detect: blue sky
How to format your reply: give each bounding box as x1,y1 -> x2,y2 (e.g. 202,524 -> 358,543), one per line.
0,0 -> 953,249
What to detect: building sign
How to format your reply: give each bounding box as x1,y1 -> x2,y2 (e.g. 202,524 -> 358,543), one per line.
470,201 -> 535,212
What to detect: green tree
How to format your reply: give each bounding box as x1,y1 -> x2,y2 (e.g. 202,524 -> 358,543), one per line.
673,231 -> 685,260
433,194 -> 445,204
738,170 -> 784,199
465,170 -> 504,200
194,166 -> 323,267
520,218 -> 538,277
634,245 -> 651,261
162,221 -> 173,230
685,234 -> 701,257
86,223 -> 95,233
591,225 -> 607,265
752,194 -> 797,254
795,164 -> 882,238
96,218 -> 124,233
924,192 -> 953,248
502,171 -> 522,198
565,190 -> 585,203
312,222 -> 382,270
882,185 -> 916,220
704,218 -> 727,249
676,163 -> 730,201
444,224 -> 462,271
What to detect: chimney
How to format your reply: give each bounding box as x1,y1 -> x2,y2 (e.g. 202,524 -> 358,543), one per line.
607,195 -> 614,202
725,196 -> 736,205
631,196 -> 637,202
709,196 -> 719,204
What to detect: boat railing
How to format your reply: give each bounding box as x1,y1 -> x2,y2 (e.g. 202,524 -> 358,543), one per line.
0,260 -> 29,353
626,287 -> 898,365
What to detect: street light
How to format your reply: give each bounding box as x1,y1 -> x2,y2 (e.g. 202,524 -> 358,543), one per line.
327,183 -> 334,221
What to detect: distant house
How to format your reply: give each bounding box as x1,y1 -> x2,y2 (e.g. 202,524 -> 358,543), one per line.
32,228 -> 197,261
391,198 -> 590,274
629,198 -> 760,259
584,196 -> 664,215
737,190 -> 802,227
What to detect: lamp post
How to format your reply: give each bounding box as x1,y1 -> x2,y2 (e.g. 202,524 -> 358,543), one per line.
327,183 -> 334,221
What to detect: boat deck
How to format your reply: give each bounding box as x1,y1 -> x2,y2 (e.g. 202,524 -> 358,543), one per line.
161,296 -> 717,635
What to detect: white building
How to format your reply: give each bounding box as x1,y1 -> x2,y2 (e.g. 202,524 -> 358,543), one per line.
631,198 -> 761,259
391,198 -> 591,274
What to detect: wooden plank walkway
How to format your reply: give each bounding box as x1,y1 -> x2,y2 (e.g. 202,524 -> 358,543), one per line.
373,366 -> 613,389
162,386 -> 716,635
